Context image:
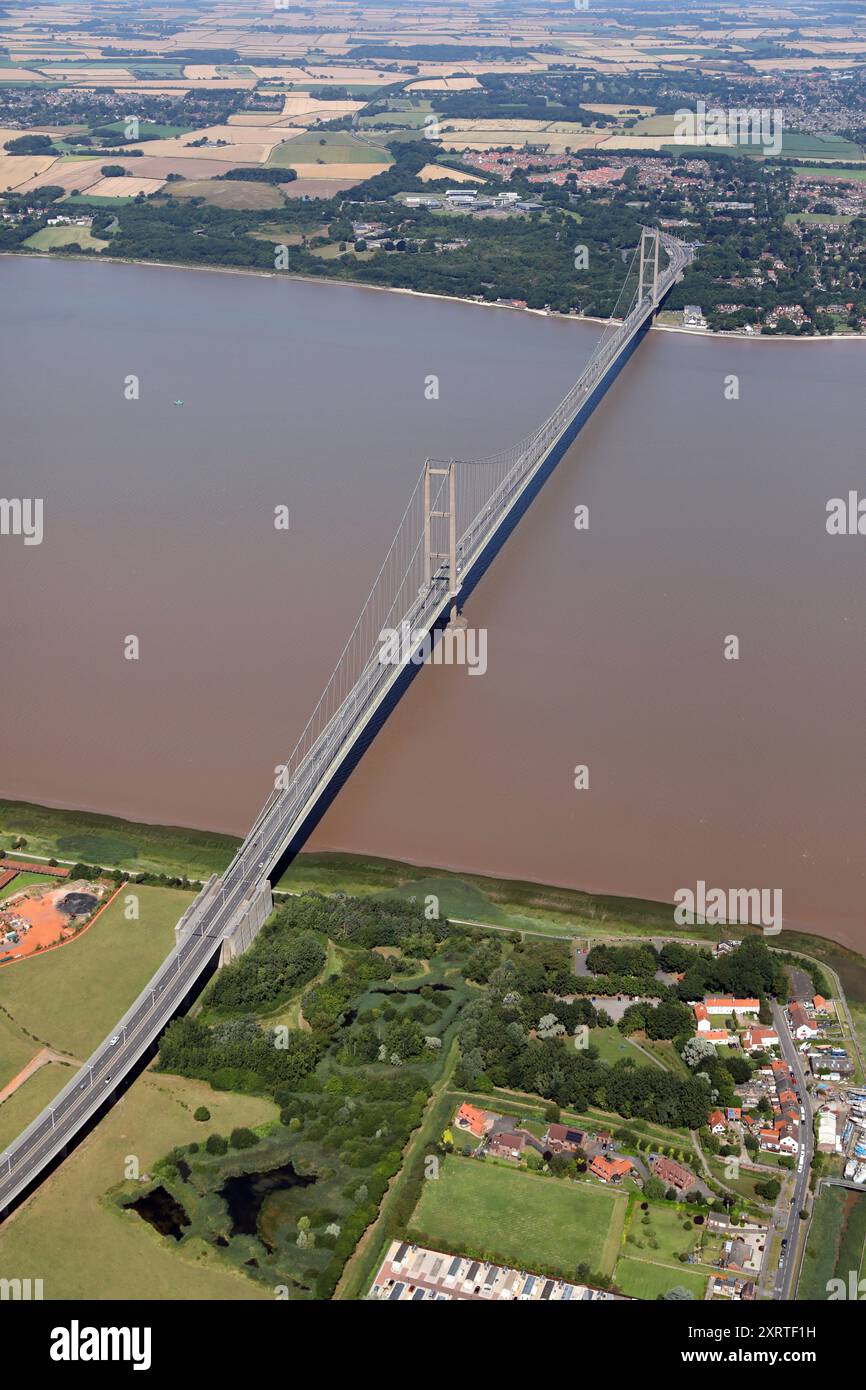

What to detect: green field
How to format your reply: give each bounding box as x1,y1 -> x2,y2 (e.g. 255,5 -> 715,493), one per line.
0,1070 -> 275,1299
1,870 -> 57,900
408,1154 -> 626,1278
0,1060 -> 75,1148
798,1185 -> 866,1300
267,130 -> 392,168
785,212 -> 853,226
586,1026 -> 647,1066
0,884 -> 192,1060
792,165 -> 866,183
0,799 -> 238,878
0,1008 -> 38,1093
614,1256 -> 708,1300
24,225 -> 108,251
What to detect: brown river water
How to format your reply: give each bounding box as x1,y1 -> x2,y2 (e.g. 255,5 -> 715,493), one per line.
2,258 -> 865,951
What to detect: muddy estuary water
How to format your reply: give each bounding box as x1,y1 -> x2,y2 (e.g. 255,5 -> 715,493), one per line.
2,257 -> 865,950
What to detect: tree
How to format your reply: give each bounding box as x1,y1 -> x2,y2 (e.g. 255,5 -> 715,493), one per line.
205,1133 -> 227,1154
230,1127 -> 257,1149
193,1106 -> 210,1122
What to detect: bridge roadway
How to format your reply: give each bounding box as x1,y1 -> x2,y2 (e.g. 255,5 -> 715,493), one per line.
0,232 -> 693,1218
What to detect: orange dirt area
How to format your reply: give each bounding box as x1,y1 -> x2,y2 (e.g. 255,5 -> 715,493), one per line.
0,879 -> 108,964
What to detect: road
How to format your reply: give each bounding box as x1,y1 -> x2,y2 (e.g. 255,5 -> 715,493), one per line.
770,999 -> 814,1300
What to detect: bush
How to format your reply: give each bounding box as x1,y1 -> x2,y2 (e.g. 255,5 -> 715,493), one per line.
194,1106 -> 210,1122
205,1133 -> 228,1155
230,1127 -> 257,1150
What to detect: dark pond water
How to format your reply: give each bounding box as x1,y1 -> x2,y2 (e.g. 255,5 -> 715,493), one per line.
126,1185 -> 191,1240
219,1161 -> 317,1248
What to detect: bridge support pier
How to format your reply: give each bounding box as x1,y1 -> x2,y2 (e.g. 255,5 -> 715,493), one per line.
638,227 -> 660,306
424,459 -> 460,620
219,879 -> 273,966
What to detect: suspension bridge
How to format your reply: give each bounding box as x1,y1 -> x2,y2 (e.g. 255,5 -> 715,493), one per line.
0,229 -> 693,1217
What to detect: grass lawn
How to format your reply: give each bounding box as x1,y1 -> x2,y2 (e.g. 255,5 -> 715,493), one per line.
0,1060 -> 75,1148
267,130 -> 392,167
587,1026 -> 646,1066
0,1009 -> 39,1092
1,871 -> 58,900
623,1198 -> 716,1270
0,1069 -> 275,1299
23,225 -> 108,251
0,884 -> 192,1060
408,1154 -> 626,1278
614,1256 -> 708,1300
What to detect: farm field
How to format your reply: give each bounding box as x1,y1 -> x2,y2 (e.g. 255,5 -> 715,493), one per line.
798,1186 -> 866,1299
267,130 -> 392,168
169,178 -> 286,209
408,1153 -> 627,1278
792,165 -> 866,182
0,1069 -> 275,1299
24,224 -> 108,251
0,884 -> 192,1060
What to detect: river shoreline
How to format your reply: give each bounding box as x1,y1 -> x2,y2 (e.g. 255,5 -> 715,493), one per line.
4,248 -> 865,343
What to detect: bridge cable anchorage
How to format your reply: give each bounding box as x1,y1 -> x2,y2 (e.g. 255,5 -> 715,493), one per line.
0,234 -> 694,1212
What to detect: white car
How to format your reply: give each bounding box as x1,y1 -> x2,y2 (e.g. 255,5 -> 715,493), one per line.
109,1035 -> 120,1047
797,1155 -> 805,1172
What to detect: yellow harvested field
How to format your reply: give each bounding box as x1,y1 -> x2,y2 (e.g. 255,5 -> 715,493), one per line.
597,133 -> 722,151
303,66 -> 410,84
125,124 -> 280,162
17,159 -> 102,195
280,93 -> 363,121
85,175 -> 165,197
583,103 -> 656,116
0,67 -> 42,80
0,154 -> 57,189
418,163 -> 484,184
0,127 -> 66,149
282,161 -> 390,180
442,131 -> 605,154
183,63 -> 218,79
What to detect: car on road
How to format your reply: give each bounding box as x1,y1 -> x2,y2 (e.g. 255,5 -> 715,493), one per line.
104,1075 -> 112,1085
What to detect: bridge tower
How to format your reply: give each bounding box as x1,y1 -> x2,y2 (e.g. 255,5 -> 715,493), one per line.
638,227 -> 661,306
424,459 -> 460,622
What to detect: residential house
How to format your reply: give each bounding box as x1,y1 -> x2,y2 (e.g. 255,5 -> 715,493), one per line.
788,1002 -> 819,1040
703,997 -> 760,1018
455,1102 -> 488,1138
590,1155 -> 632,1184
487,1130 -> 527,1161
742,1024 -> 779,1052
708,1110 -> 727,1134
649,1155 -> 697,1193
544,1123 -> 588,1155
